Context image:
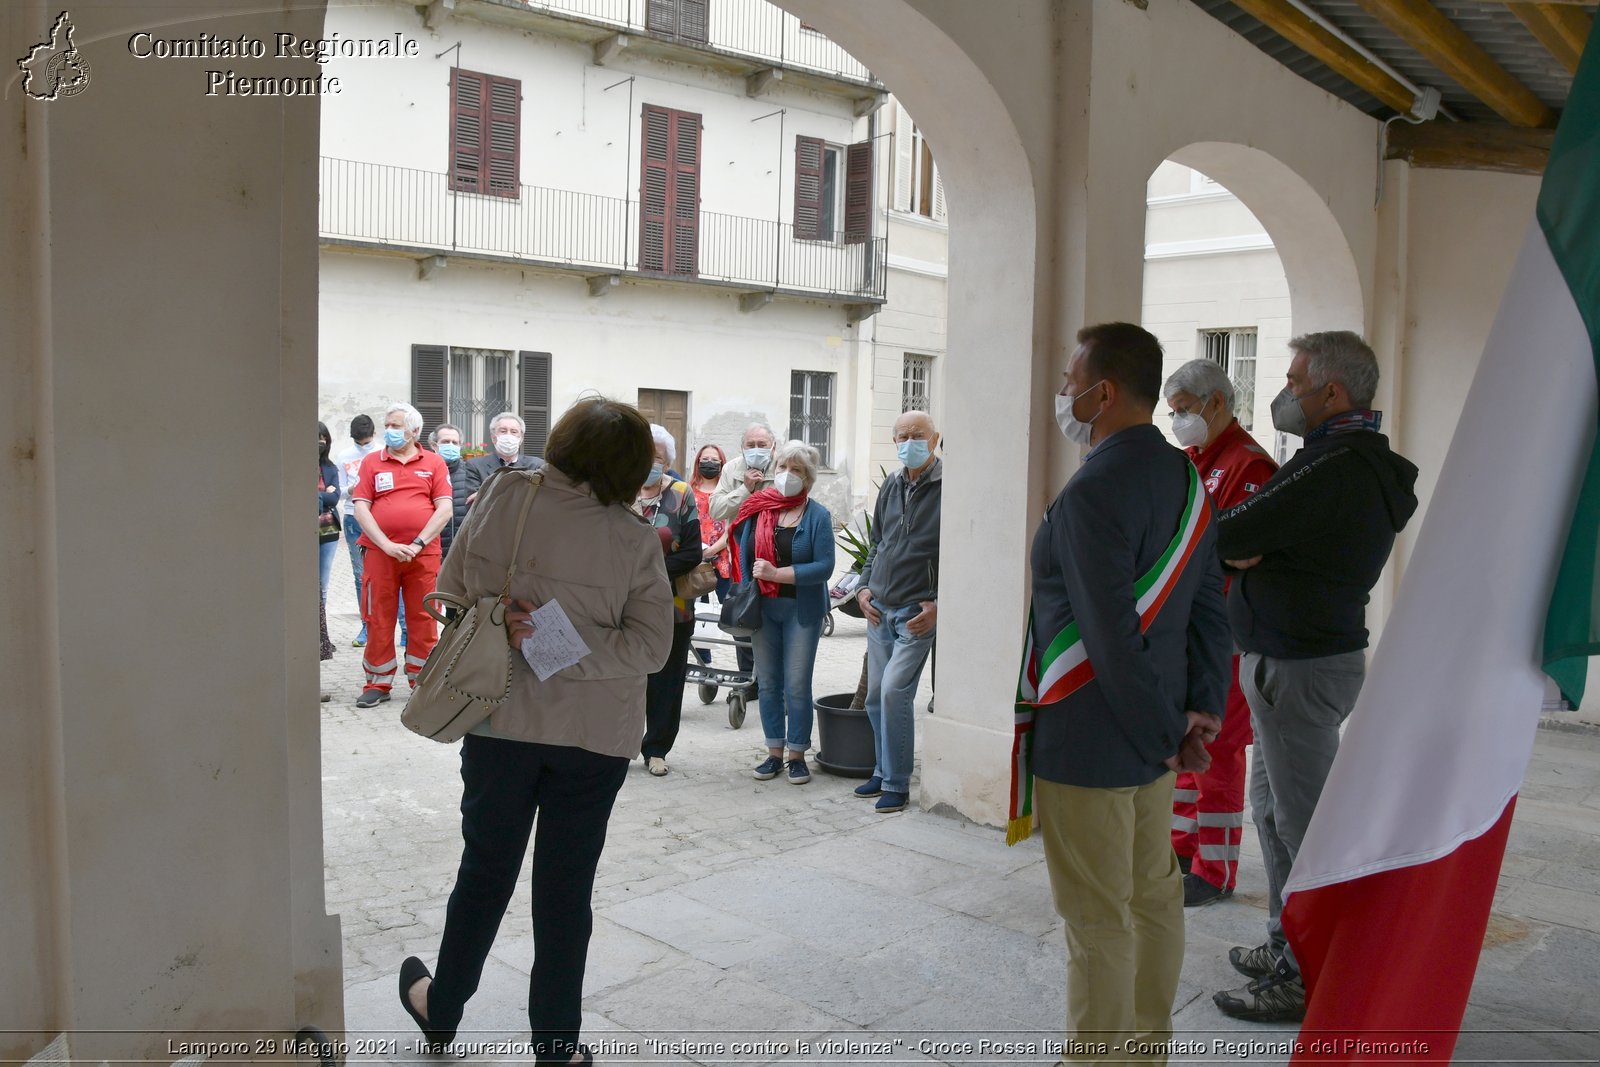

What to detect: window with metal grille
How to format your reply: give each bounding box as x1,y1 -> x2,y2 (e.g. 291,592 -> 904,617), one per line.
449,68 -> 519,198
1199,327 -> 1258,432
412,346 -> 553,456
789,371 -> 834,468
902,353 -> 933,412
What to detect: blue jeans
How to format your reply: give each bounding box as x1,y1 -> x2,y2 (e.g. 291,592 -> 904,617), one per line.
318,539 -> 338,599
750,596 -> 822,752
345,513 -> 404,638
865,603 -> 936,794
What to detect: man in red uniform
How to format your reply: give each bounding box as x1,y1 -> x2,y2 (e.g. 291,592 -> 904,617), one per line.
350,403 -> 454,708
1162,359 -> 1279,905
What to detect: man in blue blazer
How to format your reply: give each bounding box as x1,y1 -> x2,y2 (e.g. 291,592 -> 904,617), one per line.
1028,322 -> 1231,1061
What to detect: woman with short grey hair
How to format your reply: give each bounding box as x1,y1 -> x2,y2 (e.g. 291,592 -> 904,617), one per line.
729,440 -> 835,783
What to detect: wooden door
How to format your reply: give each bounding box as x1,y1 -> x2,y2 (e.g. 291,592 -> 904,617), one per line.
637,388 -> 689,472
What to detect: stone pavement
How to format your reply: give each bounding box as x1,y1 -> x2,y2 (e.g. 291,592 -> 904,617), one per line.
318,545 -> 1600,1065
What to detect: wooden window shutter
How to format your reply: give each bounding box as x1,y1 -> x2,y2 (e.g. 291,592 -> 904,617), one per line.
450,69 -> 485,193
486,75 -> 520,199
518,351 -> 552,458
639,106 -> 671,272
679,0 -> 709,43
892,104 -> 913,213
793,136 -> 824,241
669,110 -> 701,276
646,0 -> 678,36
844,140 -> 872,243
411,344 -> 448,442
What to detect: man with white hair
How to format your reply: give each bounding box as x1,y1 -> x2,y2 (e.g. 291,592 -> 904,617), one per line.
1162,359 -> 1278,908
349,403 -> 454,708
709,422 -> 777,522
1210,331 -> 1417,1022
463,411 -> 543,508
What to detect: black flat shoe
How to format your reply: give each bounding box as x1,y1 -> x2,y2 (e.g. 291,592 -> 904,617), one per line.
398,956 -> 455,1051
536,1045 -> 593,1066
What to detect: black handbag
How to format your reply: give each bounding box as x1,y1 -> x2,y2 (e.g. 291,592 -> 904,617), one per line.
717,580 -> 764,637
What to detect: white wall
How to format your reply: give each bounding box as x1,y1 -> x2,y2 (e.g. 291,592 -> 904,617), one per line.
323,0 -> 865,224
319,252 -> 864,508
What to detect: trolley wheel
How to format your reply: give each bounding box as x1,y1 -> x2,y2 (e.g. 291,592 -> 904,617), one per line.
727,691 -> 747,729
698,682 -> 719,705
822,611 -> 835,637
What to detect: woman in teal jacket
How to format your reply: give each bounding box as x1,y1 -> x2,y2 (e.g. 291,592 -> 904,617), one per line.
730,440 -> 836,784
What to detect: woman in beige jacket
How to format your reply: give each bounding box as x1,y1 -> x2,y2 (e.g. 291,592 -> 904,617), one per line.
399,398 -> 673,1065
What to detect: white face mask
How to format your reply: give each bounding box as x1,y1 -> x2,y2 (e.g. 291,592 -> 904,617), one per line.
1054,381 -> 1104,446
1170,400 -> 1211,449
494,432 -> 521,457
772,470 -> 803,498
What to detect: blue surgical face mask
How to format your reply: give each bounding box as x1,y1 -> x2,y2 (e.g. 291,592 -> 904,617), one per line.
383,427 -> 407,449
897,438 -> 931,469
644,463 -> 664,487
743,447 -> 772,472
438,443 -> 462,462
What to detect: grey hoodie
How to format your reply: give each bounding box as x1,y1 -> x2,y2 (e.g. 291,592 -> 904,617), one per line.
859,458 -> 943,609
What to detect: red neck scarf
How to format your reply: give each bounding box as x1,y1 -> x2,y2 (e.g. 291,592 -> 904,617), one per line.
733,488 -> 807,597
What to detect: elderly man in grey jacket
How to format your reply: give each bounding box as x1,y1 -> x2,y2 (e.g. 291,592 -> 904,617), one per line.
855,411 -> 942,813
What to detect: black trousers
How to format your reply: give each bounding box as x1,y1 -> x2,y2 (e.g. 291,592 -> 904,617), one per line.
641,619 -> 695,759
428,734 -> 628,1062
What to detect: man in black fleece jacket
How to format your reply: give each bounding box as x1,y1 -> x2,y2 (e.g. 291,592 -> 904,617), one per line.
1211,331 -> 1418,1024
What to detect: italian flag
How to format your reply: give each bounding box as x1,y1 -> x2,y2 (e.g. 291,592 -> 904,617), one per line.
1279,23 -> 1600,1063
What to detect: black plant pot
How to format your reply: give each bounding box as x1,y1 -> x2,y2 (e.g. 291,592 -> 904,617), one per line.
814,692 -> 874,778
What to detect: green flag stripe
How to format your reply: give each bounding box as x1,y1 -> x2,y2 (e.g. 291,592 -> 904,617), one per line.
1539,17 -> 1600,707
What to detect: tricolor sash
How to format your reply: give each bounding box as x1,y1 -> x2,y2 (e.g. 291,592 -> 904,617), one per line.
1007,463 -> 1210,845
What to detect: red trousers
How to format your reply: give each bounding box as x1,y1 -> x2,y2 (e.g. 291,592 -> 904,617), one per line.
1171,655 -> 1253,890
360,548 -> 440,693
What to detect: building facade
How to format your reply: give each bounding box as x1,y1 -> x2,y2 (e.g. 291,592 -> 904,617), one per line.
318,0 -> 926,517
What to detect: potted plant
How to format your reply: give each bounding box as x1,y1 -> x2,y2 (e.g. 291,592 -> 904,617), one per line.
814,495 -> 880,778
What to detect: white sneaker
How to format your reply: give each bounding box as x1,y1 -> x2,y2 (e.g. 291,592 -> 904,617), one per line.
647,756 -> 669,776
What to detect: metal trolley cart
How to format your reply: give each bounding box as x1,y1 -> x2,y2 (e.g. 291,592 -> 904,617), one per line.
686,607 -> 757,728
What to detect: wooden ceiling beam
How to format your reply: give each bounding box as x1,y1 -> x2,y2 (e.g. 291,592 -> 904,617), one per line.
1352,0 -> 1556,127
1230,0 -> 1418,113
1506,3 -> 1593,74
1385,120 -> 1555,173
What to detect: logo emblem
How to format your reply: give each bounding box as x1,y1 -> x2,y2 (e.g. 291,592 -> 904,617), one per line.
17,13 -> 91,101
374,472 -> 395,493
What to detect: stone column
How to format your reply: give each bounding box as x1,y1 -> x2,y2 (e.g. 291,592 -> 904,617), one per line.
1,2 -> 341,1060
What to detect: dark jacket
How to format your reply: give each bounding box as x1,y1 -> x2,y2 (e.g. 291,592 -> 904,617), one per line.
859,458 -> 942,609
439,457 -> 467,558
1216,427 -> 1418,660
462,451 -> 544,503
318,460 -> 340,514
1029,424 -> 1231,789
733,500 -> 837,625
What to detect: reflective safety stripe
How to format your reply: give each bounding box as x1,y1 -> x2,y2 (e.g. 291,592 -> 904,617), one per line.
404,654 -> 428,669
363,657 -> 399,674
1198,811 -> 1246,828
1171,815 -> 1200,833
1172,789 -> 1201,803
1199,844 -> 1242,861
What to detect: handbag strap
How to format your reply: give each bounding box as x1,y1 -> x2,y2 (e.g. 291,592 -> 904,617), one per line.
498,469 -> 545,600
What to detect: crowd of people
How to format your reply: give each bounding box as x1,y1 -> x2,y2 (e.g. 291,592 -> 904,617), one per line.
317,322 -> 1417,1062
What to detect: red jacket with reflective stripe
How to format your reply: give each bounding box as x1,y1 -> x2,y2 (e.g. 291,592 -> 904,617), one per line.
1187,419 -> 1278,513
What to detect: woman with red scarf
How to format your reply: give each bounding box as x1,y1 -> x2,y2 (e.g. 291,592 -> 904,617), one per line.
730,441 -> 836,784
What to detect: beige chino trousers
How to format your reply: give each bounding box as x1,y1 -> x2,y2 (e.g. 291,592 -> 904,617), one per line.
1037,772 -> 1185,1066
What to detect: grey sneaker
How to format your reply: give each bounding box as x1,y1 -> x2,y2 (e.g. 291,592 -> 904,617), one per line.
1213,960 -> 1306,1022
1228,942 -> 1281,980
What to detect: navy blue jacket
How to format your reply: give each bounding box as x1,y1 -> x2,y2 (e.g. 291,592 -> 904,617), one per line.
733,499 -> 836,625
1028,424 -> 1231,788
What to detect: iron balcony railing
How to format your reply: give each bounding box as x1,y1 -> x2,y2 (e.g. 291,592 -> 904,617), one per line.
517,0 -> 879,87
320,157 -> 887,301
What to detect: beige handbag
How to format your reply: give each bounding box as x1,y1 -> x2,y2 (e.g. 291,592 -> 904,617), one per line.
403,469 -> 544,743
674,561 -> 719,600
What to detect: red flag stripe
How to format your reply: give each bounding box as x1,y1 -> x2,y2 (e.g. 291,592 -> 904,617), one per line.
1283,798 -> 1517,1064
